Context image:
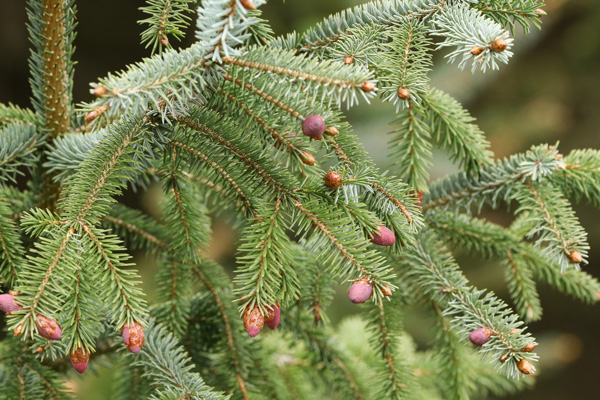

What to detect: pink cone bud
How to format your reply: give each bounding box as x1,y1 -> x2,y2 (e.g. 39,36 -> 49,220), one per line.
371,226 -> 395,246
264,303 -> 281,330
70,347 -> 90,374
36,314 -> 62,340
0,293 -> 22,314
469,327 -> 493,346
348,278 -> 373,304
121,322 -> 145,353
302,115 -> 326,139
243,306 -> 264,337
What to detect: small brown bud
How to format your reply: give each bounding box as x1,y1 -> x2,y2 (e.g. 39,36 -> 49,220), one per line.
397,87 -> 410,100
323,171 -> 342,190
510,328 -> 520,335
93,86 -> 109,97
325,126 -> 339,136
14,323 -> 24,336
595,291 -> 600,302
521,343 -> 536,352
381,284 -> 393,297
517,358 -> 533,375
158,33 -> 169,47
490,38 -> 508,53
569,250 -> 583,264
85,104 -> 109,123
240,0 -> 256,10
36,346 -> 44,354
534,8 -> 547,17
470,46 -> 485,56
299,150 -> 316,166
344,55 -> 354,65
361,81 -> 376,92
499,353 -> 509,363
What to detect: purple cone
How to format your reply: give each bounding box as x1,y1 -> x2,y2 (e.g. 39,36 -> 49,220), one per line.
348,279 -> 373,304
302,115 -> 326,139
469,327 -> 492,346
371,226 -> 395,246
0,293 -> 22,314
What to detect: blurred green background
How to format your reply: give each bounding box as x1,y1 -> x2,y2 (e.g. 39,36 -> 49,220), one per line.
1,0 -> 599,399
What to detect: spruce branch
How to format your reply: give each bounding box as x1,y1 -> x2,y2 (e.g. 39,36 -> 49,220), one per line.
476,0 -> 545,34
27,0 -> 76,137
423,143 -> 560,213
61,116 -> 151,223
401,231 -> 538,377
422,88 -> 494,173
193,263 -> 252,400
366,297 -> 418,400
234,199 -> 300,313
0,122 -> 45,184
195,0 -> 266,64
135,320 -> 230,400
101,204 -> 169,253
515,181 -> 589,270
79,223 -> 148,327
139,0 -> 195,54
0,200 -> 25,285
154,258 -> 193,338
0,103 -> 37,128
377,20 -> 432,108
432,1 -> 514,72
388,103 -> 433,192
222,45 -> 376,107
293,0 -> 444,52
549,148 -> 600,207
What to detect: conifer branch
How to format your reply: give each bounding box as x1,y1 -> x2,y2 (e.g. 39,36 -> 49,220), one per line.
223,73 -> 303,120
139,0 -> 194,54
516,181 -> 588,270
80,223 -> 147,326
102,213 -> 169,252
423,144 -> 560,212
388,103 -> 432,192
296,0 -> 444,52
27,0 -> 75,137
401,231 -> 538,377
12,225 -> 76,337
0,123 -> 44,184
169,140 -> 257,217
193,265 -> 250,400
0,103 -> 37,128
0,201 -> 24,284
135,320 -> 230,400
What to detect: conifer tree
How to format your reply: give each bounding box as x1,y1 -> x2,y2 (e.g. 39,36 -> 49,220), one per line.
0,0 -> 598,399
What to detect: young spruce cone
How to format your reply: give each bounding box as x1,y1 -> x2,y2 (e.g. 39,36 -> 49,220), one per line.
122,322 -> 145,353
70,347 -> 90,374
244,306 -> 264,337
469,327 -> 493,346
264,302 -> 281,330
348,277 -> 373,304
371,225 -> 395,246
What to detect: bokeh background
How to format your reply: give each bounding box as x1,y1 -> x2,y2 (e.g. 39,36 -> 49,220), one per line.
1,0 -> 599,399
